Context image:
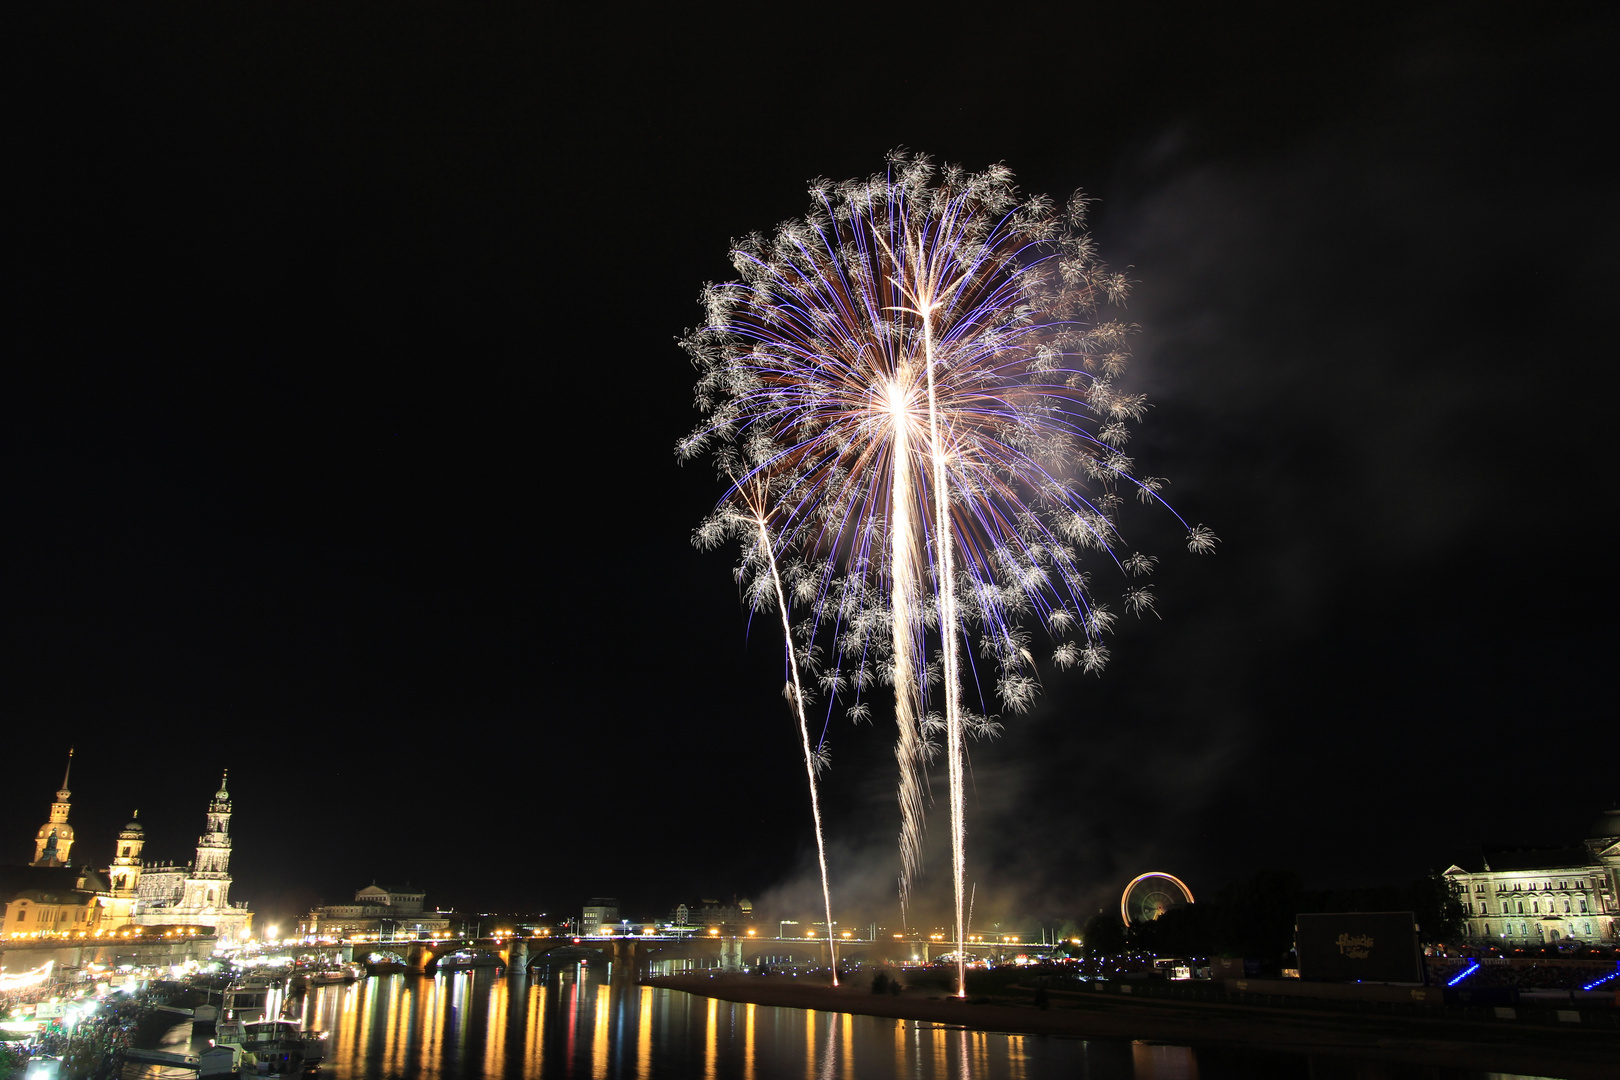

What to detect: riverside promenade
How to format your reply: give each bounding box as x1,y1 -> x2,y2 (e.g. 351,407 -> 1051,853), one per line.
648,972 -> 1620,1080
0,988 -> 179,1080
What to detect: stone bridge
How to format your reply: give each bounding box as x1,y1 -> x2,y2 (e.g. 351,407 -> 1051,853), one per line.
349,934 -> 972,979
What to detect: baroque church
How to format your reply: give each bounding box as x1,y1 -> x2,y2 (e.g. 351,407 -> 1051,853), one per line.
2,752 -> 253,943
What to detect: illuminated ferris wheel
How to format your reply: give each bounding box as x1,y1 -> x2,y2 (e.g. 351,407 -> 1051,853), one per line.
1121,872 -> 1194,927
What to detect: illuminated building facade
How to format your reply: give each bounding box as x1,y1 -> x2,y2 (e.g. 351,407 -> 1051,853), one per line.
581,897 -> 620,936
1444,809 -> 1620,946
665,897 -> 753,933
1,865 -> 108,938
133,772 -> 253,941
6,758 -> 251,940
31,751 -> 77,868
6,754 -> 113,936
297,884 -> 449,941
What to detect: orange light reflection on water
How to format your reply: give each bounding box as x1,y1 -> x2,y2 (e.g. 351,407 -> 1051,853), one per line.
804,1007 -> 816,1077
636,985 -> 653,1080
386,977 -> 409,1076
592,982 -> 610,1080
743,1002 -> 755,1080
293,969 -> 1128,1079
704,994 -> 718,1080
485,970 -> 508,1070
525,980 -> 547,1075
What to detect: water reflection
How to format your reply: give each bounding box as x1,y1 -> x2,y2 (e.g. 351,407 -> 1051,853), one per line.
276,968 -> 1526,1080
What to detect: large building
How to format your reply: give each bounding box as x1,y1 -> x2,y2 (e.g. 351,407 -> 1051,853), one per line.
581,897 -> 620,936
3,757 -> 253,943
133,772 -> 253,942
298,884 -> 449,941
1,864 -> 110,939
5,752 -> 120,938
1444,808 -> 1620,946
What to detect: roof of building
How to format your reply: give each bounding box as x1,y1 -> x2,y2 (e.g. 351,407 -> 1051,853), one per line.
1588,808 -> 1620,840
0,864 -> 90,903
1479,845 -> 1597,872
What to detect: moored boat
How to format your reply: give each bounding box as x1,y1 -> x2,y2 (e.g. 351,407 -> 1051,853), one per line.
308,962 -> 362,985
217,1018 -> 326,1074
199,1042 -> 268,1077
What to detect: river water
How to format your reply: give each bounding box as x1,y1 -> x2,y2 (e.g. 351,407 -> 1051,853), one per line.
153,966 -> 1561,1079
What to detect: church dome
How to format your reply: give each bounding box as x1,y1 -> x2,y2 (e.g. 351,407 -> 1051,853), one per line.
1589,808 -> 1620,840
120,811 -> 144,838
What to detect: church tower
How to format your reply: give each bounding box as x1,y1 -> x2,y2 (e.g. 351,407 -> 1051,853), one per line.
111,811 -> 145,897
32,749 -> 77,867
187,771 -> 233,909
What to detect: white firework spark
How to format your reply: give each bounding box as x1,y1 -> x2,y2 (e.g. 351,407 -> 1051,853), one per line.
681,152 -> 1214,997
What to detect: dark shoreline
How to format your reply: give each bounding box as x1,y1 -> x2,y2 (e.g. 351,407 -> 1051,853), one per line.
646,974 -> 1620,1080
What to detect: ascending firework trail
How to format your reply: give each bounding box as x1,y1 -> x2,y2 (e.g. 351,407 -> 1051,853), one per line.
693,471 -> 839,985
680,152 -> 1215,998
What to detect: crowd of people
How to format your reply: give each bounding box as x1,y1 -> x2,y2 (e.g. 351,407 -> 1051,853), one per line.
0,983 -> 161,1080
1428,955 -> 1619,991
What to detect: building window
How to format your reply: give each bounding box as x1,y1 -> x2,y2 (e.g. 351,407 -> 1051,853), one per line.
1516,901 -> 1524,914
1532,901 -> 1540,914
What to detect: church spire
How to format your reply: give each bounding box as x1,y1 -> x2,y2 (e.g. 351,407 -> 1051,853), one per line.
33,748 -> 77,867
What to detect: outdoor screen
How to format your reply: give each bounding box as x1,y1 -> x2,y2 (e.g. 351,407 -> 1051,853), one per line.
1295,911 -> 1422,982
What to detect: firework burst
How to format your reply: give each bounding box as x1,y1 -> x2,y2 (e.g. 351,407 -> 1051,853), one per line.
681,151 -> 1214,996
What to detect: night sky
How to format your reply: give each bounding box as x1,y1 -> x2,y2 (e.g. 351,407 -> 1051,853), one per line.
6,4 -> 1615,935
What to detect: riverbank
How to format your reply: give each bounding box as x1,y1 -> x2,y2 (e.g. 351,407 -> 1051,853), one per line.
646,973 -> 1620,1080
0,989 -> 175,1080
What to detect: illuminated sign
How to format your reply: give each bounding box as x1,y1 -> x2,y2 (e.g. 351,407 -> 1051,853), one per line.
1295,912 -> 1421,983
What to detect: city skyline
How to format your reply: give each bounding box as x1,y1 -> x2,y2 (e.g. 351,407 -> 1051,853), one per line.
5,4 -> 1615,934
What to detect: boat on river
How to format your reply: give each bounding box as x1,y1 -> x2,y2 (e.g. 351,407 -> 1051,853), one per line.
217,1018 -> 326,1074
198,1042 -> 264,1078
221,975 -> 280,1022
436,950 -> 502,972
307,962 -> 362,985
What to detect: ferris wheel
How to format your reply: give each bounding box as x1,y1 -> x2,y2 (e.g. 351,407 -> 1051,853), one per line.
1120,872 -> 1194,927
